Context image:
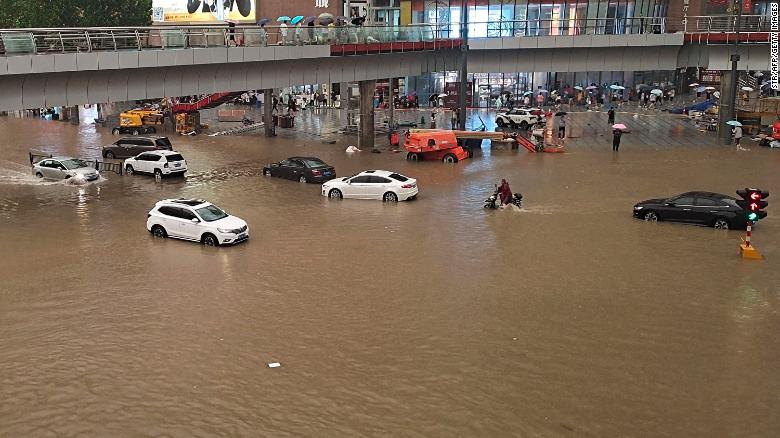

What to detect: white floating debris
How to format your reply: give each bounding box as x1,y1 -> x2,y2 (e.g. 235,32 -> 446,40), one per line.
268,362 -> 281,368
345,145 -> 361,153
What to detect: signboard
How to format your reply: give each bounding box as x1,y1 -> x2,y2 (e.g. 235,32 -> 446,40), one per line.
152,0 -> 256,23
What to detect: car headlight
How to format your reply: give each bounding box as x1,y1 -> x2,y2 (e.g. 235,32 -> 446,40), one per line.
217,228 -> 233,233
633,206 -> 643,210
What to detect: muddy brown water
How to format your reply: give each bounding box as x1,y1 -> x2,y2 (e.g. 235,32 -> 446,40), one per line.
0,114 -> 778,437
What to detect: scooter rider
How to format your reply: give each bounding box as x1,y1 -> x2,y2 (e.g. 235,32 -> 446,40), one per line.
497,179 -> 512,206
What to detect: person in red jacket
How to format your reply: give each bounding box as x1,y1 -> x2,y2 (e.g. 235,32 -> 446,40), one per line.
498,179 -> 512,206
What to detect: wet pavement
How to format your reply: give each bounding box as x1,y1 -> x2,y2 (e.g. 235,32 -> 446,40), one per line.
0,110 -> 779,437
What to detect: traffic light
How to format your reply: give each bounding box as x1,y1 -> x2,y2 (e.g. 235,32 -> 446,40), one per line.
736,188 -> 769,221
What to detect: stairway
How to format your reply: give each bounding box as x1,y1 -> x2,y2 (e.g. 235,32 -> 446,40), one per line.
172,92 -> 243,113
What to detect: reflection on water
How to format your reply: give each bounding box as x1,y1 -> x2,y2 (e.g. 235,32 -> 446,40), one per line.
0,114 -> 779,437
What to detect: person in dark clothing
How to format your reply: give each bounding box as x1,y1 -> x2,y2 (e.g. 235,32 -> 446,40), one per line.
607,107 -> 615,125
497,179 -> 512,206
612,128 -> 628,151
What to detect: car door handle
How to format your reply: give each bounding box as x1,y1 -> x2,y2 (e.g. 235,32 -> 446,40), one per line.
682,208 -> 691,211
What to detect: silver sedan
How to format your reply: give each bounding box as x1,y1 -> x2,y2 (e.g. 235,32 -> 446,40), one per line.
32,157 -> 100,181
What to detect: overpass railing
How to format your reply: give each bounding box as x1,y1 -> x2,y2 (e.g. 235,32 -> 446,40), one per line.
0,24 -> 439,56
0,15 -> 770,56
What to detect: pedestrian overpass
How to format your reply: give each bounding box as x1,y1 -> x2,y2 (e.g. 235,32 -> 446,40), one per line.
0,16 -> 771,111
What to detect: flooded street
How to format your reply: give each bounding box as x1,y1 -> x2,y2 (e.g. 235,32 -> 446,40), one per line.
1,112 -> 779,437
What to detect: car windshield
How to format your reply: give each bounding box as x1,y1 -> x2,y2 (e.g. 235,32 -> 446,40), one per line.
388,173 -> 408,182
60,159 -> 90,170
196,205 -> 228,222
157,138 -> 172,147
166,154 -> 184,162
302,159 -> 327,168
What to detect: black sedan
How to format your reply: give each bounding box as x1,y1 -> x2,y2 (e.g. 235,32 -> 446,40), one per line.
633,191 -> 748,230
262,157 -> 336,183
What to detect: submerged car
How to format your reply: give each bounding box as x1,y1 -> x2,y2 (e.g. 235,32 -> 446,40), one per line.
32,157 -> 99,181
322,170 -> 418,202
102,136 -> 173,159
263,156 -> 336,183
124,150 -> 187,179
147,199 -> 249,246
633,191 -> 749,230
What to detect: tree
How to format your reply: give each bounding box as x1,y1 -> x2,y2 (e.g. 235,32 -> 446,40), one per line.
0,0 -> 152,28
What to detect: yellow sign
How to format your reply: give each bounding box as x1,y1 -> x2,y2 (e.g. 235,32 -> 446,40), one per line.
152,0 -> 256,23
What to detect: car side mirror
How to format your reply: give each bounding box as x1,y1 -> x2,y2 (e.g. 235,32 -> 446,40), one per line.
191,218 -> 200,223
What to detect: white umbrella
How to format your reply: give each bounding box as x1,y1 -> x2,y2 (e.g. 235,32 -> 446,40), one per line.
586,85 -> 598,90
573,86 -> 584,91
741,86 -> 754,92
754,71 -> 764,77
616,86 -> 626,90
438,93 -> 448,98
609,84 -> 620,90
689,83 -> 700,87
650,89 -> 663,95
726,120 -> 742,127
704,86 -> 716,90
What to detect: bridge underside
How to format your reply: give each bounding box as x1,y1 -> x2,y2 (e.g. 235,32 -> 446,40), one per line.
0,50 -> 460,111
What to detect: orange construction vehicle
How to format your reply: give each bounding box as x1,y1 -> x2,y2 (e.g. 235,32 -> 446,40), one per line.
403,130 -> 471,163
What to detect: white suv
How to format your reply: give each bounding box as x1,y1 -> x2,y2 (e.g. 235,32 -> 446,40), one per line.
146,199 -> 249,246
495,108 -> 542,129
124,150 -> 187,180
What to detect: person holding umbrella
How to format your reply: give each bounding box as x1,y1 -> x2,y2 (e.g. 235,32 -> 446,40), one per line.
607,106 -> 615,125
612,124 -> 628,151
728,120 -> 744,150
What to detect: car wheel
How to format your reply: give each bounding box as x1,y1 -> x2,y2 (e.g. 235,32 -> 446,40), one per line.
111,128 -> 120,135
328,188 -> 342,199
465,147 -> 474,158
131,129 -> 140,136
383,191 -> 398,203
154,169 -> 162,182
263,168 -> 271,176
35,172 -> 43,178
643,211 -> 658,222
105,151 -> 115,159
442,153 -> 458,163
713,218 -> 730,230
125,165 -> 134,175
407,152 -> 420,161
496,118 -> 506,127
202,233 -> 219,247
519,121 -> 529,130
151,225 -> 167,238
299,175 -> 307,183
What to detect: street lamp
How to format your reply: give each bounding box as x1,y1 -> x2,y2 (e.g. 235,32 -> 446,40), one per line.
722,0 -> 743,144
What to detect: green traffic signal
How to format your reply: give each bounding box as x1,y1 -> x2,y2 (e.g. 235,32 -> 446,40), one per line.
747,212 -> 758,221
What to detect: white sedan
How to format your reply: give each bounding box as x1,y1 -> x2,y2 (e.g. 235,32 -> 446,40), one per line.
495,108 -> 542,129
322,170 -> 418,202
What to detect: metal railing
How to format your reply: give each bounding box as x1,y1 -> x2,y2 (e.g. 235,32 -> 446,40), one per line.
0,15 -> 771,57
0,23 -> 439,56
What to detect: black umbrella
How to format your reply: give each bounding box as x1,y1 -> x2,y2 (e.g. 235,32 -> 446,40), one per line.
555,111 -> 567,116
351,16 -> 366,26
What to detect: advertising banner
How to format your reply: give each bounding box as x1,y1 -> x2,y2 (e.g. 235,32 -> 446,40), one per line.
152,0 -> 256,23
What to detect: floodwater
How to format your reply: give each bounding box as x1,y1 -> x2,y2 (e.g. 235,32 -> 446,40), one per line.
0,111 -> 779,437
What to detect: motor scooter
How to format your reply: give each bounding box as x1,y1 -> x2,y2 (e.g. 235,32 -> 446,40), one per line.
484,185 -> 522,209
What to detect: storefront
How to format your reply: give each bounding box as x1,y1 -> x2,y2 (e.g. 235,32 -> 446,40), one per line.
410,0 -> 670,37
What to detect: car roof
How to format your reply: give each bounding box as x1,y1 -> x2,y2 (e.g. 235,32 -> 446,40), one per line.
141,150 -> 180,155
158,198 -> 210,208
359,170 -> 409,178
288,156 -> 323,161
679,191 -> 730,199
120,136 -> 168,140
49,156 -> 78,161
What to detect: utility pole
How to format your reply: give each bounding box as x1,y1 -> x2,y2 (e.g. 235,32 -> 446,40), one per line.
457,0 -> 469,130
722,0 -> 743,144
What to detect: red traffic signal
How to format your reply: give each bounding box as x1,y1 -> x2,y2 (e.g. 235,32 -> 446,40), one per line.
736,188 -> 769,221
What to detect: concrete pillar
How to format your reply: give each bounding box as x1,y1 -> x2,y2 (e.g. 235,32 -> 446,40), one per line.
389,77 -> 397,129
264,89 -> 274,137
718,69 -> 736,143
358,79 -> 376,150
69,105 -> 79,124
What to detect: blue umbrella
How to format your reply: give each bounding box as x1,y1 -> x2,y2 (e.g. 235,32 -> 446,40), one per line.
523,91 -> 534,96
291,15 -> 304,25
726,120 -> 742,127
277,16 -> 292,22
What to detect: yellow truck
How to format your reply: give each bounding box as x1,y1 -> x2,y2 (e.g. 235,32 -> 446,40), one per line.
112,108 -> 165,135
